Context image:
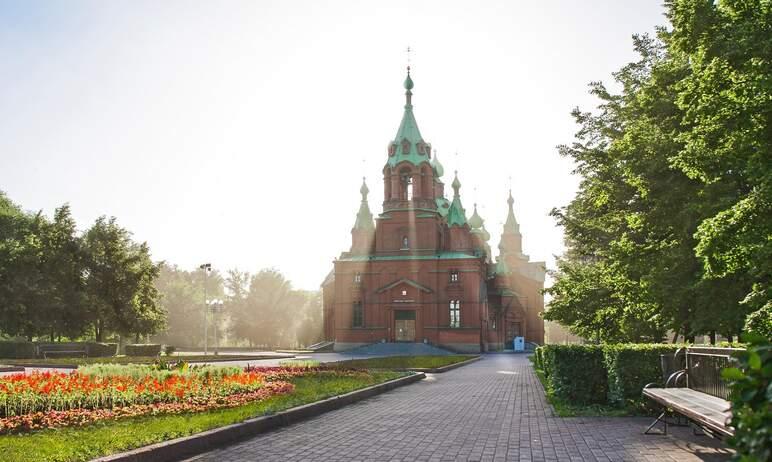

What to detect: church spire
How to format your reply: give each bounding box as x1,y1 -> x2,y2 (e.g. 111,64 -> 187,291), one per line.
503,189 -> 520,234
447,171 -> 468,227
353,177 -> 374,231
386,67 -> 430,169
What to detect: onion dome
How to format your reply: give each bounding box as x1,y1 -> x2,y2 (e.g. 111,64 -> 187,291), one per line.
431,150 -> 444,178
480,223 -> 491,242
469,203 -> 483,229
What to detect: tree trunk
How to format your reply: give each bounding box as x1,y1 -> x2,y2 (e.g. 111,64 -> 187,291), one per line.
671,328 -> 680,343
95,320 -> 103,342
50,330 -> 55,343
727,334 -> 734,343
709,331 -> 716,345
135,333 -> 140,344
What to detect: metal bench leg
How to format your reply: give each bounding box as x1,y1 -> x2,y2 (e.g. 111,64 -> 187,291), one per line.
644,411 -> 668,435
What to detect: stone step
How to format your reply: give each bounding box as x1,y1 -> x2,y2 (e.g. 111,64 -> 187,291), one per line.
343,342 -> 455,356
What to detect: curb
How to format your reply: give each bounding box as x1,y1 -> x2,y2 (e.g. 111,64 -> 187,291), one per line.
0,365 -> 25,373
410,355 -> 482,373
5,355 -> 295,370
92,372 -> 425,462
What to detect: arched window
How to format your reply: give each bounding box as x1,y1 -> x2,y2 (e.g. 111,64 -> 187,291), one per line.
401,172 -> 413,200
401,236 -> 409,249
354,272 -> 361,283
352,301 -> 364,328
449,300 -> 461,328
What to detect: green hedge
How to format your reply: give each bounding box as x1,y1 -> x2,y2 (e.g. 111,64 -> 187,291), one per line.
533,343 -> 689,407
125,344 -> 162,356
540,344 -> 608,404
87,342 -> 117,357
603,344 -> 679,406
0,341 -> 36,359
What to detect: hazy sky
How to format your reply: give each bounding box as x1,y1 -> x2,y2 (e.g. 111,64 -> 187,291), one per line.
0,1 -> 668,290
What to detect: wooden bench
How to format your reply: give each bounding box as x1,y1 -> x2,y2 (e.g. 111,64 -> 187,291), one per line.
642,347 -> 738,439
38,346 -> 87,359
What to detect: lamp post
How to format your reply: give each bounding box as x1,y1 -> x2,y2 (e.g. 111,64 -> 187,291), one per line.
208,299 -> 224,355
199,263 -> 211,355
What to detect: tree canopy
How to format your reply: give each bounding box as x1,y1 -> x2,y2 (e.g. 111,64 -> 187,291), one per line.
545,0 -> 771,343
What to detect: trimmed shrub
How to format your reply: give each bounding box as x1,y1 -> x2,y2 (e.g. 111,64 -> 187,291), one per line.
0,341 -> 36,359
602,344 -> 680,406
540,344 -> 607,404
533,347 -> 543,370
125,344 -> 162,356
87,342 -> 117,357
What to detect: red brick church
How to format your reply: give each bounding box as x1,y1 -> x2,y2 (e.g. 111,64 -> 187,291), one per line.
322,68 -> 545,352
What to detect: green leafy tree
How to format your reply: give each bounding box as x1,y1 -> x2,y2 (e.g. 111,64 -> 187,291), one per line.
546,0 -> 767,342
82,216 -> 164,341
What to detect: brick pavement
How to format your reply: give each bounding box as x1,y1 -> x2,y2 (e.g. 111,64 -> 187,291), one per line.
185,354 -> 732,462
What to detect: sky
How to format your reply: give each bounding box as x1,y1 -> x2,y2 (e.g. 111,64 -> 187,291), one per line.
0,0 -> 669,290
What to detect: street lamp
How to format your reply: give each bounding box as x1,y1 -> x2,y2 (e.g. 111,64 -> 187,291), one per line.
207,299 -> 224,355
199,263 -> 211,355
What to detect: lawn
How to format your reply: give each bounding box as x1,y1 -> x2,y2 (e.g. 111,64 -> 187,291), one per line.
331,354 -> 477,370
2,354 -> 286,367
0,369 -> 405,462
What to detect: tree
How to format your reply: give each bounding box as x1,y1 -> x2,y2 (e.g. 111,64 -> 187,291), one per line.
153,264 -> 223,348
82,216 -> 164,341
546,0 -> 767,342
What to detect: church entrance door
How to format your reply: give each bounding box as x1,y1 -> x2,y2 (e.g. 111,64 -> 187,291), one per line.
505,322 -> 521,346
394,310 -> 416,342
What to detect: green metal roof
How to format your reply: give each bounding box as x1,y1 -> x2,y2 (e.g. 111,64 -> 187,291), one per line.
353,178 -> 374,230
447,172 -> 467,227
386,69 -> 431,169
435,197 -> 450,218
339,251 -> 478,262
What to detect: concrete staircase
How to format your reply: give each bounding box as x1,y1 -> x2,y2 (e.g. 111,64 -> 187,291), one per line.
343,342 -> 456,356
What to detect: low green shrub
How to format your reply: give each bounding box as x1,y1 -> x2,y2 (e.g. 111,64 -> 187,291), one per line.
722,335 -> 771,462
603,344 -> 679,406
540,344 -> 607,404
86,343 -> 117,357
124,344 -> 162,356
0,341 -> 36,359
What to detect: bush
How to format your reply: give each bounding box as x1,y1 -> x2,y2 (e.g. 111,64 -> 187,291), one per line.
125,344 -> 162,356
603,344 -> 679,406
163,345 -> 176,356
540,344 -> 607,404
744,305 -> 772,340
0,341 -> 36,359
533,347 -> 543,370
722,335 -> 771,462
87,342 -> 117,357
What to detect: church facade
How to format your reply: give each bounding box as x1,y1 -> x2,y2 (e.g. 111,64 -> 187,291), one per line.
322,69 -> 545,353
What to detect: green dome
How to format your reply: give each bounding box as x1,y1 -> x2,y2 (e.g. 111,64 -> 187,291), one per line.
469,203 -> 483,229
404,67 -> 414,90
431,151 -> 444,177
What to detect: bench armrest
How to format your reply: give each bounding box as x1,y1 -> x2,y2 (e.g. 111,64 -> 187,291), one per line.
665,369 -> 686,388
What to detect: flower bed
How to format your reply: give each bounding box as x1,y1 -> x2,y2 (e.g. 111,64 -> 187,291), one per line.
0,364 -> 332,434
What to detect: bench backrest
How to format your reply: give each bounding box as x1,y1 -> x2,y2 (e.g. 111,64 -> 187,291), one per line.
686,347 -> 740,401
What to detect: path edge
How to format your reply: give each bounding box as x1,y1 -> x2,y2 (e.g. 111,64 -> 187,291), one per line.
92,372 -> 426,462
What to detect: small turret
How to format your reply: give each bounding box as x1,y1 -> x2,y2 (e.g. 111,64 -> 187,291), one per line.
351,177 -> 375,254
447,171 -> 467,227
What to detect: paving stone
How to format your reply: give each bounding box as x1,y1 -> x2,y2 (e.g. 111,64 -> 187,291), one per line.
184,354 -> 733,462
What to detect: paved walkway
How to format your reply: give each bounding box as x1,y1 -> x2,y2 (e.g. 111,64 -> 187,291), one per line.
185,354 -> 732,462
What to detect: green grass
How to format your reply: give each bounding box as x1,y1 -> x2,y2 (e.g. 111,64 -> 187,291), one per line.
0,370 -> 405,462
2,354 -> 283,367
529,356 -> 637,417
332,355 -> 476,370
